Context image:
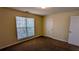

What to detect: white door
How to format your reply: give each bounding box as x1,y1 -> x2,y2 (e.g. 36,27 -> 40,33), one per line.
68,16 -> 79,46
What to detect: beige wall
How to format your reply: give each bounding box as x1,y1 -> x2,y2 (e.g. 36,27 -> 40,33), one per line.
35,15 -> 43,36
44,11 -> 79,42
0,8 -> 43,49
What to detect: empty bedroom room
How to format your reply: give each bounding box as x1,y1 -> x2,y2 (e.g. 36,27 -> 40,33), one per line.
0,7 -> 79,51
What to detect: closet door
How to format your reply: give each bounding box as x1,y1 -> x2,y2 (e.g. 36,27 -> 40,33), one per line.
68,16 -> 79,46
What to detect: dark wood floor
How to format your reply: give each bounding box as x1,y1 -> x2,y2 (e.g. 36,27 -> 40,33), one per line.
1,36 -> 79,51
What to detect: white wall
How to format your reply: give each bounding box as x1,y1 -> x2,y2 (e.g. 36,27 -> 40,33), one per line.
44,11 -> 79,42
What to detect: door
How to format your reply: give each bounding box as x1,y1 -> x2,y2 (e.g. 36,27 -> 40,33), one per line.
68,16 -> 79,46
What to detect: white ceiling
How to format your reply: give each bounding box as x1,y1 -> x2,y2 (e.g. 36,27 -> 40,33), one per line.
12,7 -> 79,16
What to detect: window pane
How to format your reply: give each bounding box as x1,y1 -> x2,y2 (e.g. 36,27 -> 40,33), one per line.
16,16 -> 27,27
17,27 -> 27,39
16,16 -> 27,40
27,18 -> 34,37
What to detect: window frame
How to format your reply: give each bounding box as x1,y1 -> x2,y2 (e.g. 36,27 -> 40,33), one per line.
15,16 -> 35,40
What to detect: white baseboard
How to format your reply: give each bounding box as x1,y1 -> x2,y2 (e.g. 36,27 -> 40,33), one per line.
44,35 -> 67,42
0,35 -> 41,50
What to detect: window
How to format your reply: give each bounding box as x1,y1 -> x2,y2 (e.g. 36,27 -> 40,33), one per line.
16,16 -> 35,40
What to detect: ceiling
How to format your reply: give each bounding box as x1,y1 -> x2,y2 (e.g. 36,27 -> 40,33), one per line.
12,7 -> 79,16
